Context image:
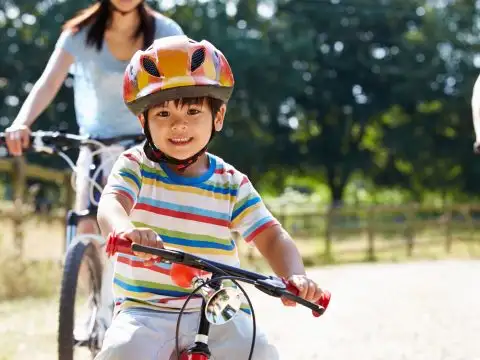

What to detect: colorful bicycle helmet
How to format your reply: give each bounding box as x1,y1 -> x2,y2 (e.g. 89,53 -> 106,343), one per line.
122,35 -> 234,170
123,35 -> 234,116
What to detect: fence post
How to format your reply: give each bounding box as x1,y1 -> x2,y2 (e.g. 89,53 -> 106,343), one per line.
467,203 -> 474,242
324,206 -> 334,261
445,204 -> 452,253
405,203 -> 417,257
11,156 -> 26,257
366,206 -> 376,261
466,203 -> 476,255
64,172 -> 74,211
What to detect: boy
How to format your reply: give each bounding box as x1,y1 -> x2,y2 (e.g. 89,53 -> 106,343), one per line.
96,35 -> 327,360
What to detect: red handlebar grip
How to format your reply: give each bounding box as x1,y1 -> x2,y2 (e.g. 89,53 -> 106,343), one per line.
105,232 -> 133,257
285,282 -> 331,317
314,290 -> 331,317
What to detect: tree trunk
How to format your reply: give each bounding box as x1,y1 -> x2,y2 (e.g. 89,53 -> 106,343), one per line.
330,183 -> 346,207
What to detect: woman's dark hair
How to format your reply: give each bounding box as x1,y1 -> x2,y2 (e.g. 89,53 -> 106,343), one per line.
62,1 -> 157,51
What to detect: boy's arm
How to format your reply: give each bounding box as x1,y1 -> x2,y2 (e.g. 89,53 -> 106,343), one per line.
230,175 -> 305,278
254,225 -> 325,304
97,151 -> 163,260
97,193 -> 135,238
230,175 -> 324,303
253,225 -> 305,278
97,149 -> 142,238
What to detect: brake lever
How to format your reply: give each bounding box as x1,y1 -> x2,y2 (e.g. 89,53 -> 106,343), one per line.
32,132 -> 55,154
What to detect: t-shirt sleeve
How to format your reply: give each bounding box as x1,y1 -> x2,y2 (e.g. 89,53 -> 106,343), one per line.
154,15 -> 184,38
102,149 -> 143,204
55,29 -> 85,59
230,175 -> 279,243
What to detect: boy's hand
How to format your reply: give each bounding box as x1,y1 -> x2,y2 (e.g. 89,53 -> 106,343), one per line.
281,274 -> 324,307
117,227 -> 163,266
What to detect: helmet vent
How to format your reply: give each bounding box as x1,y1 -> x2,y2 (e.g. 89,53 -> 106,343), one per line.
142,57 -> 161,77
191,48 -> 206,72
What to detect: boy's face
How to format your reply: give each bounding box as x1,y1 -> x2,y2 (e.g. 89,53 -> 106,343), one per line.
144,98 -> 226,160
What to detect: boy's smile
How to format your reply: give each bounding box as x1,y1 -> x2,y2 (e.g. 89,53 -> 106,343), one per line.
168,137 -> 194,146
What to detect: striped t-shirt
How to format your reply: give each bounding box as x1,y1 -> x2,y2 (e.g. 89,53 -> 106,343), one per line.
102,146 -> 279,313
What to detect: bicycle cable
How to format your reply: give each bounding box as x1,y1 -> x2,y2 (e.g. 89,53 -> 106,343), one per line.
175,272 -> 257,360
56,148 -> 106,207
55,140 -> 122,208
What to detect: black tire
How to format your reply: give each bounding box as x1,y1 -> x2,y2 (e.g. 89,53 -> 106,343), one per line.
58,239 -> 103,360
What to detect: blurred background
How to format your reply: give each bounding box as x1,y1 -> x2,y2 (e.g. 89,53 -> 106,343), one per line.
0,0 -> 479,359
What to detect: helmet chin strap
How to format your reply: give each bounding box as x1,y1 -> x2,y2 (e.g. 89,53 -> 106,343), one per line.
142,113 -> 215,172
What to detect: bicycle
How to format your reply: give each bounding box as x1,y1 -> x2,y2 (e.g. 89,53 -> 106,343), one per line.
0,130 -> 144,360
106,233 -> 331,360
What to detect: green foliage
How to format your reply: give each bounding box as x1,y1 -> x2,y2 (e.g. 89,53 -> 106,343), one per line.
1,0 -> 480,203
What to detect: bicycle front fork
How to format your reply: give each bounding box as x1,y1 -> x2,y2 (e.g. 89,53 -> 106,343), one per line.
65,208 -> 98,249
179,299 -> 212,360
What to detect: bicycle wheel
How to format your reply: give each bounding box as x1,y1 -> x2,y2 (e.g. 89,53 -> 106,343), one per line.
58,238 -> 103,360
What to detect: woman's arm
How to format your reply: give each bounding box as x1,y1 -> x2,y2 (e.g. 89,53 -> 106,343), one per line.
12,47 -> 74,128
6,47 -> 74,155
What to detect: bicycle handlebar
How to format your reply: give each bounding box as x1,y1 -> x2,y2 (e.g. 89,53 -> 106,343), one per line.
0,131 -> 145,153
106,235 -> 330,317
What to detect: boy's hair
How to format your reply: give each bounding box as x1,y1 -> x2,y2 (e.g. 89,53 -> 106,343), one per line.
145,97 -> 224,121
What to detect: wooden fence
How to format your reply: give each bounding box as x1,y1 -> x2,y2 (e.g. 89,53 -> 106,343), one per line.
0,157 -> 73,258
270,202 -> 480,262
1,158 -> 479,262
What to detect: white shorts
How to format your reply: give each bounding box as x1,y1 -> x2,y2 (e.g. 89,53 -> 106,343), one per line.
94,308 -> 279,360
74,144 -> 126,212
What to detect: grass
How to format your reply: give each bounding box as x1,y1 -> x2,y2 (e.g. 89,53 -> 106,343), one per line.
0,297 -> 59,360
0,239 -> 62,301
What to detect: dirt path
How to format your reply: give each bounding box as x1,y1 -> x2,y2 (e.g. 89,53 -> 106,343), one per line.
0,260 -> 478,359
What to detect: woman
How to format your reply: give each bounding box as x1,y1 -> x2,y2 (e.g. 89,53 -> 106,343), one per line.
4,0 -> 183,335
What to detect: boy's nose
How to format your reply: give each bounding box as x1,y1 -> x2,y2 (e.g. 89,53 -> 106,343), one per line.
171,120 -> 188,132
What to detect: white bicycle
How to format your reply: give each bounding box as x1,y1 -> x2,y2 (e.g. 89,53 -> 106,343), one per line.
0,130 -> 144,360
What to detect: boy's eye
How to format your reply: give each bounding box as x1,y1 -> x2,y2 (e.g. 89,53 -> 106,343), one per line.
187,108 -> 201,115
156,111 -> 169,117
